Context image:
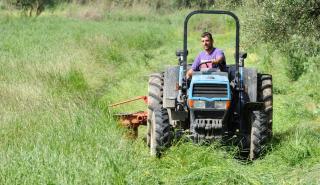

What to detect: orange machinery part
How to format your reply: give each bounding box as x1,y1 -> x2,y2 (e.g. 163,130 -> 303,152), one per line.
114,111 -> 148,128
109,96 -> 148,107
109,95 -> 148,127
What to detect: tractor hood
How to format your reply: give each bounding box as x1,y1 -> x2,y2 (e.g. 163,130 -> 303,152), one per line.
192,72 -> 229,83
188,72 -> 231,101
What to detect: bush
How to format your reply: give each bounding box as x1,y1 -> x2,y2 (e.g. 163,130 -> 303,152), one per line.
2,0 -> 215,12
242,0 -> 320,80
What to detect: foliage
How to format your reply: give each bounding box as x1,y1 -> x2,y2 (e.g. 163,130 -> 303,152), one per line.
4,0 -> 55,16
241,0 -> 320,80
1,0 -> 215,11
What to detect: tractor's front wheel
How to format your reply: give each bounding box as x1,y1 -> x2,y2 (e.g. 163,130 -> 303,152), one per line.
150,108 -> 173,157
147,73 -> 164,147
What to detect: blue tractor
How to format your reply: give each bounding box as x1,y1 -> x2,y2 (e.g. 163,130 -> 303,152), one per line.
147,10 -> 273,160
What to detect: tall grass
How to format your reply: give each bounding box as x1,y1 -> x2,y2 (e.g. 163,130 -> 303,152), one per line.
0,6 -> 319,184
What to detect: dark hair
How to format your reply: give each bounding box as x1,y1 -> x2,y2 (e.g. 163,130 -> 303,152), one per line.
201,32 -> 213,41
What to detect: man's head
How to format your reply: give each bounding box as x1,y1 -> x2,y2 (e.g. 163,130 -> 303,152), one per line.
201,32 -> 214,52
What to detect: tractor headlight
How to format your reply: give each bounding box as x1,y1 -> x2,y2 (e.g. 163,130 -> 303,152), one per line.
189,100 -> 230,109
214,101 -> 227,109
193,100 -> 206,109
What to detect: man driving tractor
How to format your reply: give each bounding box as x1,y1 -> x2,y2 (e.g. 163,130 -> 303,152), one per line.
186,32 -> 226,79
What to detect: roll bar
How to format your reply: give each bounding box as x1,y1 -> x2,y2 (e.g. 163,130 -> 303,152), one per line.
182,10 -> 240,75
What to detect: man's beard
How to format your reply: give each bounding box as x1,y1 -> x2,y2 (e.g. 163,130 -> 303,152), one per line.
205,45 -> 213,51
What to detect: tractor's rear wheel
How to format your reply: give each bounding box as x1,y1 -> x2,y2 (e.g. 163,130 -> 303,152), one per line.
248,74 -> 273,160
147,73 -> 164,147
259,74 -> 273,138
150,108 -> 173,156
249,110 -> 268,159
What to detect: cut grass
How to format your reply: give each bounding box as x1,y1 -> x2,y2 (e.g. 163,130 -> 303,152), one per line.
0,7 -> 319,184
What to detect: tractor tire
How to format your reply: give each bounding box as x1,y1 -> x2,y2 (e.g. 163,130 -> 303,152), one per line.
259,74 -> 273,138
147,73 -> 164,147
248,74 -> 273,160
150,108 -> 173,156
249,110 -> 268,160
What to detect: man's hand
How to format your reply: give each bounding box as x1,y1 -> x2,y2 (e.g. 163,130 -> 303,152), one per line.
212,59 -> 218,64
212,55 -> 224,65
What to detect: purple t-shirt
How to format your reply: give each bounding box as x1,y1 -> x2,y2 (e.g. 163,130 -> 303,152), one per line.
192,48 -> 226,71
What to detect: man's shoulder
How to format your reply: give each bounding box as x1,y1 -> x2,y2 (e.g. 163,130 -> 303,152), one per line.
197,51 -> 206,57
214,48 -> 224,53
213,48 -> 225,56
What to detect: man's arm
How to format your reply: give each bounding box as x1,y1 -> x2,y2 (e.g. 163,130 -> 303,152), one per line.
186,68 -> 193,79
186,53 -> 201,79
187,53 -> 224,78
212,55 -> 224,64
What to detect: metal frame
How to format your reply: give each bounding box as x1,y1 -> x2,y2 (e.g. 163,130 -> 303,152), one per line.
182,10 -> 240,79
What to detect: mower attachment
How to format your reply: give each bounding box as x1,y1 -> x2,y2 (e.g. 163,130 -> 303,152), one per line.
109,96 -> 148,138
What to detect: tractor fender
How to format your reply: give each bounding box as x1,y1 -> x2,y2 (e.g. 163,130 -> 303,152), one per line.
163,66 -> 179,108
228,66 -> 258,102
243,67 -> 258,102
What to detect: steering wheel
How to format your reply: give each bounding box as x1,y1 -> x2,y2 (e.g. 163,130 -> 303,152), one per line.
199,60 -> 214,68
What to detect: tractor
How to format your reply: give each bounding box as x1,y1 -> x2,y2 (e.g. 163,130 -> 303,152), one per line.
146,10 -> 273,160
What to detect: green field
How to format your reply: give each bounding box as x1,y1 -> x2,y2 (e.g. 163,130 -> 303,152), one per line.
0,6 -> 319,184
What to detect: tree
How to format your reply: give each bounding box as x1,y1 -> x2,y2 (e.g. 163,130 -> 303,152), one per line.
16,0 -> 54,16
